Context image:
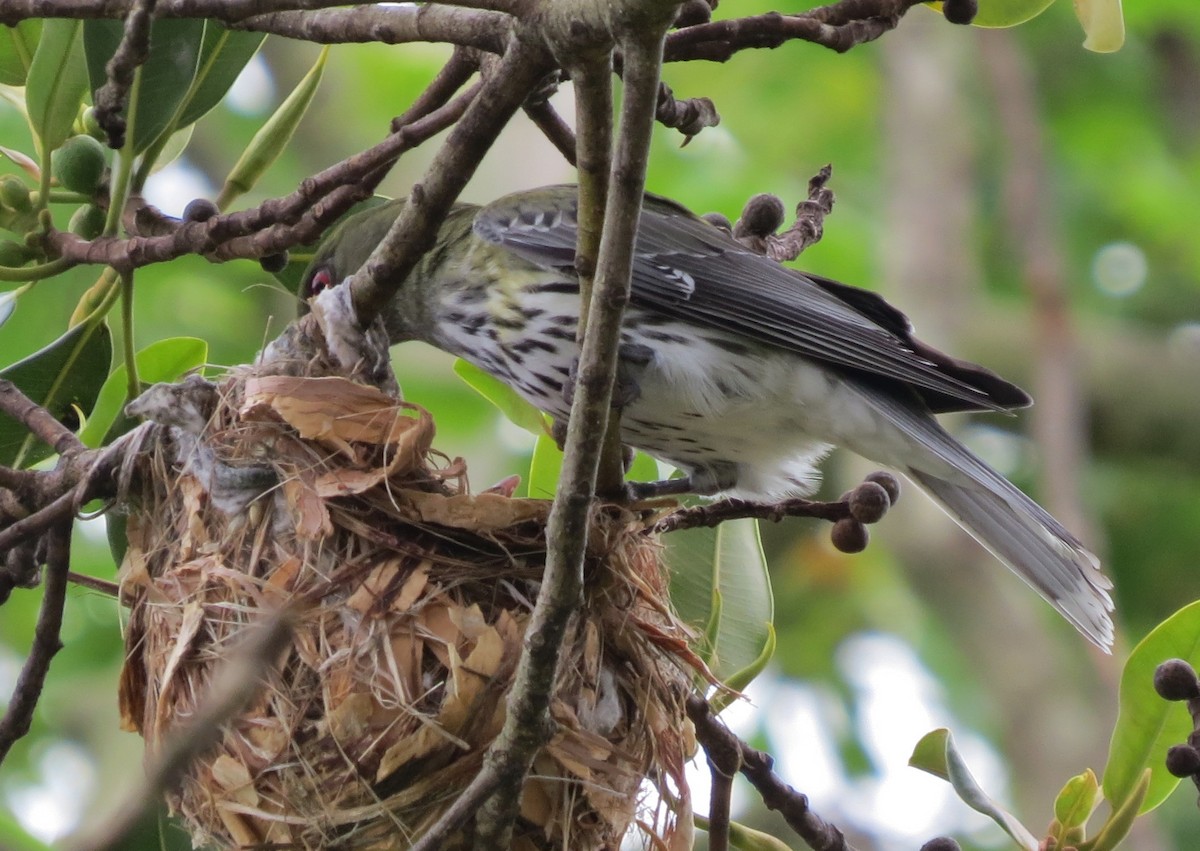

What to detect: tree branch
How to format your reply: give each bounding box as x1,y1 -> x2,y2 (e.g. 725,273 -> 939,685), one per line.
349,34 -> 551,327
92,0 -> 157,149
233,4 -> 510,53
0,524 -> 70,764
472,22 -> 676,847
687,695 -> 860,851
664,0 -> 929,62
0,378 -> 84,458
43,79 -> 479,269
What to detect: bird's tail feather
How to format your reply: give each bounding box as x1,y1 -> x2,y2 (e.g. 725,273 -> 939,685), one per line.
907,468 -> 1113,650
851,388 -> 1114,650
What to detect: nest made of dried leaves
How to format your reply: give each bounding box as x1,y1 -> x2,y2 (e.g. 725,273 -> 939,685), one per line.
116,365 -> 701,850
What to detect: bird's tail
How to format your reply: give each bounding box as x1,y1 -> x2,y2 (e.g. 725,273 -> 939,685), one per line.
907,468 -> 1113,649
853,390 -> 1115,650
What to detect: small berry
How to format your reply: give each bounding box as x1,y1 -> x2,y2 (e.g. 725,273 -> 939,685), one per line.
942,0 -> 978,25
68,204 -> 106,240
1166,744 -> 1200,778
674,0 -> 712,27
81,107 -> 105,141
259,251 -> 289,274
701,212 -> 733,234
1154,659 -> 1200,702
0,175 -> 32,213
182,198 -> 219,223
920,839 -> 961,851
831,518 -> 868,553
848,481 -> 890,524
737,194 -> 785,238
864,471 -> 900,506
0,239 -> 32,267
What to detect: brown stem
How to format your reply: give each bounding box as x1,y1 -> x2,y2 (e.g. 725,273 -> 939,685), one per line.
523,99 -> 577,165
92,0 -> 157,148
0,379 -> 84,458
349,36 -> 551,327
687,695 -> 860,851
664,0 -> 928,62
233,5 -> 510,53
654,495 -> 851,533
0,524 -> 71,764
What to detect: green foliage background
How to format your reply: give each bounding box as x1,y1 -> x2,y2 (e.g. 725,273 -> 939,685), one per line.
2,1 -> 1199,848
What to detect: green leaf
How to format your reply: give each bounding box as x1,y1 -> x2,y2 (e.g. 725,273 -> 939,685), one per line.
1082,769 -> 1150,851
665,517 -> 774,686
526,432 -> 564,498
625,450 -> 659,483
1052,768 -> 1101,835
25,20 -> 89,156
216,46 -> 328,209
1102,600 -> 1200,813
83,18 -> 205,155
143,124 -> 193,175
0,19 -> 41,86
0,319 -> 112,468
909,728 -> 1040,851
1075,0 -> 1125,53
78,336 -> 207,448
175,24 -> 265,128
453,358 -> 550,436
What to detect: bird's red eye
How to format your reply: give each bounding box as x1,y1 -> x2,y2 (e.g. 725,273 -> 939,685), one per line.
306,267 -> 333,297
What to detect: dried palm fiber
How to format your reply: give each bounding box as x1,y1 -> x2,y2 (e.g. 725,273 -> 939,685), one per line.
116,352 -> 701,850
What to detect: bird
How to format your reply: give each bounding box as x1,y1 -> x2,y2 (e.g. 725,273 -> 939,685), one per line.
300,185 -> 1115,650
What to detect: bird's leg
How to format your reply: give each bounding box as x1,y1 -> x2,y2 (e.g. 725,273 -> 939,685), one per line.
625,462 -> 737,501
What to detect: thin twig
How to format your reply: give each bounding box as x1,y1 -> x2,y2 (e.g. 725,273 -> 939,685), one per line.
391,47 -> 480,132
664,0 -> 929,62
523,99 -> 577,165
67,571 -> 121,597
0,379 -> 84,458
349,35 -> 551,327
45,82 -> 481,269
654,495 -> 851,534
705,742 -> 737,851
687,695 -> 860,851
92,0 -> 157,148
0,466 -> 39,491
0,524 -> 71,764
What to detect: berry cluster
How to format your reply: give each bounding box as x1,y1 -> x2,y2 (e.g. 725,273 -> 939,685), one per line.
831,471 -> 900,554
1154,658 -> 1200,796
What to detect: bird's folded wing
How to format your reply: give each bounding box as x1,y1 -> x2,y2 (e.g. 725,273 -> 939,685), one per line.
474,186 -> 1024,413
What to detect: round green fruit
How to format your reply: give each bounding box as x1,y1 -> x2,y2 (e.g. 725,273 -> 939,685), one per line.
0,239 -> 32,266
53,135 -> 108,195
69,204 -> 107,240
0,175 -> 32,213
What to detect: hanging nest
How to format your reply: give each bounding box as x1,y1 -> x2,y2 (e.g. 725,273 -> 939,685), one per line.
115,348 -> 702,850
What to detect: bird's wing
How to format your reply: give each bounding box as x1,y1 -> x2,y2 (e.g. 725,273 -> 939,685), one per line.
474,187 -> 1029,413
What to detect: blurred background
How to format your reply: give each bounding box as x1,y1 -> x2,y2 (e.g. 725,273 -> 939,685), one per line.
1,1 -> 1199,848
